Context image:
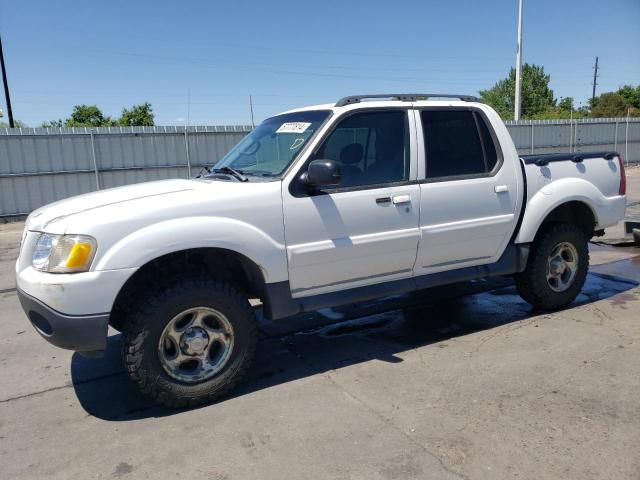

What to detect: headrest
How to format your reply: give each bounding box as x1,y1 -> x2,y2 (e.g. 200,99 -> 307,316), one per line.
339,143 -> 364,165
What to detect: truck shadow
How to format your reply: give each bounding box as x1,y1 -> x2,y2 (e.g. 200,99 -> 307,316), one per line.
70,271 -> 638,421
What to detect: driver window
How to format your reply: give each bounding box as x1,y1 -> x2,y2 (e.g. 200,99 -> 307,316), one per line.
314,110 -> 409,188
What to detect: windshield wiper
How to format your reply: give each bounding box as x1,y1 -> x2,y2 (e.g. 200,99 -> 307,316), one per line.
242,169 -> 278,177
212,166 -> 248,182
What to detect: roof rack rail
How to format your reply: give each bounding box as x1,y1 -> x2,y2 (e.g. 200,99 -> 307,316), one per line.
335,93 -> 479,107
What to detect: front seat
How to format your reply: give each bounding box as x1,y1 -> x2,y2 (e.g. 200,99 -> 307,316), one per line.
338,143 -> 363,187
362,130 -> 406,185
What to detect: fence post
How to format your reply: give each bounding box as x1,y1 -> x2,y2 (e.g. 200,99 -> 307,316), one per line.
569,120 -> 573,153
625,115 -> 630,165
184,126 -> 192,178
89,128 -> 101,190
614,121 -> 618,152
530,123 -> 535,153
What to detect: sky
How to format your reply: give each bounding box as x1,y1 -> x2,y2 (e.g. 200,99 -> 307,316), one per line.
1,0 -> 639,126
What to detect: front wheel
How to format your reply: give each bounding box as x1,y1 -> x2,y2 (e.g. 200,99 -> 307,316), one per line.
121,276 -> 258,408
515,224 -> 589,311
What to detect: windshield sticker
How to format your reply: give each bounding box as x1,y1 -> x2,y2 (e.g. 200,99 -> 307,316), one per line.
290,138 -> 305,150
276,122 -> 311,134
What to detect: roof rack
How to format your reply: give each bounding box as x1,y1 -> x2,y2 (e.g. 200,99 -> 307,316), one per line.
335,93 -> 479,107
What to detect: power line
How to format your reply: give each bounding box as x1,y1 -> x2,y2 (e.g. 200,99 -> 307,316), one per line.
80,49 -> 620,84
92,49 -> 509,78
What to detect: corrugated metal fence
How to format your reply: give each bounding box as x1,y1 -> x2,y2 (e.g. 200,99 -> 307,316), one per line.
504,117 -> 640,159
0,125 -> 252,217
1,118 -> 639,217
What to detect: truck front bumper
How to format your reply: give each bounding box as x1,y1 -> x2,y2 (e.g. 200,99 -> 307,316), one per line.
18,288 -> 110,353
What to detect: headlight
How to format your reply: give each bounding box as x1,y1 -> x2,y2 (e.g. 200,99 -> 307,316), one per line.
32,234 -> 97,273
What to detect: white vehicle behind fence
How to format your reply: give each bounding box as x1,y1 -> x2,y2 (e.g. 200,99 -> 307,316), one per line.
16,94 -> 627,407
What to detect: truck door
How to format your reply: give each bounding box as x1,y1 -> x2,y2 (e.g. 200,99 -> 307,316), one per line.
414,108 -> 520,274
282,109 -> 421,298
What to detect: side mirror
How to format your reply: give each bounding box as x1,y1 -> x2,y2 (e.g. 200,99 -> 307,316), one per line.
302,159 -> 341,187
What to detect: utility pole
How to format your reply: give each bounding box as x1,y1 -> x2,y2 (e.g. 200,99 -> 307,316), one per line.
186,88 -> 191,126
0,35 -> 15,128
514,0 -> 524,121
185,89 -> 191,178
591,56 -> 599,104
249,94 -> 255,128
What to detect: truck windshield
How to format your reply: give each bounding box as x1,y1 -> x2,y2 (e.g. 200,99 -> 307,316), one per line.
212,110 -> 331,178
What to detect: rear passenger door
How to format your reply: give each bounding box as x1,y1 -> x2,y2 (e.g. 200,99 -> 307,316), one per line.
414,108 -> 519,274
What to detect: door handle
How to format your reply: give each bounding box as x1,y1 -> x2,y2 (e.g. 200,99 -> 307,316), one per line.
376,197 -> 391,204
494,185 -> 509,193
392,194 -> 411,205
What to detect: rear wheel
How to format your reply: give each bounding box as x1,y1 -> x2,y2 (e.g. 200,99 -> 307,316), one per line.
515,224 -> 589,311
121,275 -> 257,408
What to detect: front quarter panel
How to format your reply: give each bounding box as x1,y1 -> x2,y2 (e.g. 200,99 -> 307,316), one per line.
93,216 -> 287,283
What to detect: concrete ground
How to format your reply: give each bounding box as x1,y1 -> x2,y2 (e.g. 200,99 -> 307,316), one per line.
1,168 -> 640,480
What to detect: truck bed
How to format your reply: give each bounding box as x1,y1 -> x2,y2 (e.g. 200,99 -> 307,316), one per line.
520,151 -> 619,167
515,151 -> 626,243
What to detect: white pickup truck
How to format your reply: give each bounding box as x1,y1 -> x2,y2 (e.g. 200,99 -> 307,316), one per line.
16,94 -> 627,407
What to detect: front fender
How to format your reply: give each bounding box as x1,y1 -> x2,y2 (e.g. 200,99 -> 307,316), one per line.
93,216 -> 288,283
515,177 -> 605,244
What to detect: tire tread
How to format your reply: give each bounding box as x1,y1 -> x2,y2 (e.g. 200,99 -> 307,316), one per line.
121,275 -> 257,408
515,223 -> 589,311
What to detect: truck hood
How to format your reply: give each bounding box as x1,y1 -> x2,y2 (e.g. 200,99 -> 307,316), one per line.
26,179 -> 199,231
20,176 -> 286,277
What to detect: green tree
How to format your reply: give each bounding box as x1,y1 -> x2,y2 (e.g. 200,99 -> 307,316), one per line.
590,93 -> 629,117
118,102 -> 154,126
40,119 -> 64,128
0,119 -> 27,128
588,85 -> 640,117
528,96 -> 588,120
43,102 -> 156,128
576,105 -> 590,116
557,97 -> 573,111
530,108 -> 586,120
616,84 -> 640,109
64,105 -> 115,127
479,63 -> 555,119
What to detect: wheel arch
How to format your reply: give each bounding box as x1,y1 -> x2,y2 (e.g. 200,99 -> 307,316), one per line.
536,200 -> 596,239
516,190 -> 599,244
109,247 -> 267,331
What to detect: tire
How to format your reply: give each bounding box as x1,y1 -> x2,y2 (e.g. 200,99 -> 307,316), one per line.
121,275 -> 258,408
515,223 -> 589,311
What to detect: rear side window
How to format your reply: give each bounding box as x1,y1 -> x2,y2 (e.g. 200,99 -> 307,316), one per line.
476,114 -> 499,171
421,110 -> 499,179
